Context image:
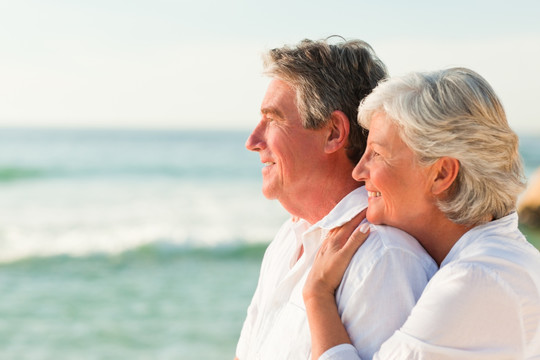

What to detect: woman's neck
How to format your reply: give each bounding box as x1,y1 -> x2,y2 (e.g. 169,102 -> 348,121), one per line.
412,213 -> 473,266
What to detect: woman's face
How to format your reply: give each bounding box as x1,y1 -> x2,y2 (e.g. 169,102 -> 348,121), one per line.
352,112 -> 436,231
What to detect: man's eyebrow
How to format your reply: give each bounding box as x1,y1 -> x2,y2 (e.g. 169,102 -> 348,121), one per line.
261,107 -> 284,119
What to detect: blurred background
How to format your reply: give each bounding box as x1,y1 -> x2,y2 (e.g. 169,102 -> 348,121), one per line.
0,1 -> 539,359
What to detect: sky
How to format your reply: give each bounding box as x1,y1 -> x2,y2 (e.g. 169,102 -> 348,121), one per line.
0,0 -> 539,134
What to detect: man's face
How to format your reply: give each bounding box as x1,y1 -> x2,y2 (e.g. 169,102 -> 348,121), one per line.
245,79 -> 328,208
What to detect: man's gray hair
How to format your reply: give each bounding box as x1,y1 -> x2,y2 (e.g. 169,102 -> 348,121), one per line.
358,67 -> 526,226
264,37 -> 388,163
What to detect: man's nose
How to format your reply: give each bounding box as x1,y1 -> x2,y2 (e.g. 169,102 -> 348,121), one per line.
245,121 -> 266,152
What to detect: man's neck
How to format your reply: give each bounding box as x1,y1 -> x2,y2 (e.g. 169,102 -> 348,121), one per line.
285,181 -> 361,225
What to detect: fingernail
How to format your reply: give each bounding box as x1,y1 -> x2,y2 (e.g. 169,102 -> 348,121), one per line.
359,223 -> 370,234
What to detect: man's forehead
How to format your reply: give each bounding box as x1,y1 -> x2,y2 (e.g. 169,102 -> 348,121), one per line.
260,79 -> 298,119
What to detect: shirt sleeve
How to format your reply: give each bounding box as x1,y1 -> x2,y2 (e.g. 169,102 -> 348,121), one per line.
374,262 -> 524,360
319,344 -> 361,360
332,232 -> 434,359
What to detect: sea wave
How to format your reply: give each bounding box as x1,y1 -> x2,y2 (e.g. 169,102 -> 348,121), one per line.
0,167 -> 48,182
0,171 -> 287,265
0,237 -> 270,266
0,165 -> 257,183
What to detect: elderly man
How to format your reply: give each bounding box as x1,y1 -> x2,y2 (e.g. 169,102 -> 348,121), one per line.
235,38 -> 437,360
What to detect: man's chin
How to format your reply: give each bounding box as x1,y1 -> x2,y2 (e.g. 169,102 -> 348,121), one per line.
261,187 -> 278,200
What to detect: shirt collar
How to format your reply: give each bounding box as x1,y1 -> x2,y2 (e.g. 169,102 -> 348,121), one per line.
289,187 -> 368,265
440,212 -> 520,267
306,186 -> 368,234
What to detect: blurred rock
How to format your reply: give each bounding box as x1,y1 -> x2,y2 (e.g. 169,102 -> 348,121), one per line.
518,168 -> 540,228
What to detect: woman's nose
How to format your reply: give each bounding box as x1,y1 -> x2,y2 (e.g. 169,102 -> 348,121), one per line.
352,155 -> 368,182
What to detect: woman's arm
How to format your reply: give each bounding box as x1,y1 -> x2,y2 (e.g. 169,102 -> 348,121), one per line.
303,214 -> 370,359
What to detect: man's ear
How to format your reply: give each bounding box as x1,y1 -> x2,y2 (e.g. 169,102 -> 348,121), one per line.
325,110 -> 350,154
431,157 -> 460,196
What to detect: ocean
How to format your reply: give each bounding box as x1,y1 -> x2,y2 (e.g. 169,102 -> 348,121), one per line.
1,128 -> 539,359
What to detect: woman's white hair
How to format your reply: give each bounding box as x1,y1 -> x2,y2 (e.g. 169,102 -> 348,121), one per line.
358,67 -> 526,226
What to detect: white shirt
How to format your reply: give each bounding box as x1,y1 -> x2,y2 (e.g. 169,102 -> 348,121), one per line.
236,187 -> 437,360
323,212 -> 540,360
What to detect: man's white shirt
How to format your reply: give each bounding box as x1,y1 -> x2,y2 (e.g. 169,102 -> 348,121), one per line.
236,187 -> 437,359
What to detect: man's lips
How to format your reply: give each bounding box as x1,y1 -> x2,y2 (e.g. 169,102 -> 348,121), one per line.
261,161 -> 275,174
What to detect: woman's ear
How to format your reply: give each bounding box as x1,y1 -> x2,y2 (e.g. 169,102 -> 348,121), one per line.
431,157 -> 460,195
325,110 -> 350,154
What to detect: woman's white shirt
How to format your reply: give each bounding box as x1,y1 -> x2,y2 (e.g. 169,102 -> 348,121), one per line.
321,212 -> 540,360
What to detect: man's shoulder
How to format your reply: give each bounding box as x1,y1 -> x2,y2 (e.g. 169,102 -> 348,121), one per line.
370,224 -> 429,256
348,224 -> 437,274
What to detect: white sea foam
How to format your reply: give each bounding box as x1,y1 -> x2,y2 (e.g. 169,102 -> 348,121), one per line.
0,176 -> 287,263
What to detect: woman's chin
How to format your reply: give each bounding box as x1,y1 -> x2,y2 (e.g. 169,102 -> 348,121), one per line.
365,209 -> 383,225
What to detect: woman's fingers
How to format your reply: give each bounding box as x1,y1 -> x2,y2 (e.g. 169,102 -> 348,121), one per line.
304,211 -> 371,301
324,210 -> 367,252
319,220 -> 370,278
342,222 -> 370,257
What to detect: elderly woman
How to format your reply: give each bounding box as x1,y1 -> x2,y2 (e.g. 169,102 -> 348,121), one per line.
303,67 -> 540,359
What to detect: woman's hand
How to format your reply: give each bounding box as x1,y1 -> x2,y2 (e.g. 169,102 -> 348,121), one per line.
303,211 -> 370,359
304,211 -> 370,302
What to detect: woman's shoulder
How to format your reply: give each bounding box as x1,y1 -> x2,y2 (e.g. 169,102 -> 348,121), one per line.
443,228 -> 540,281
433,239 -> 540,313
